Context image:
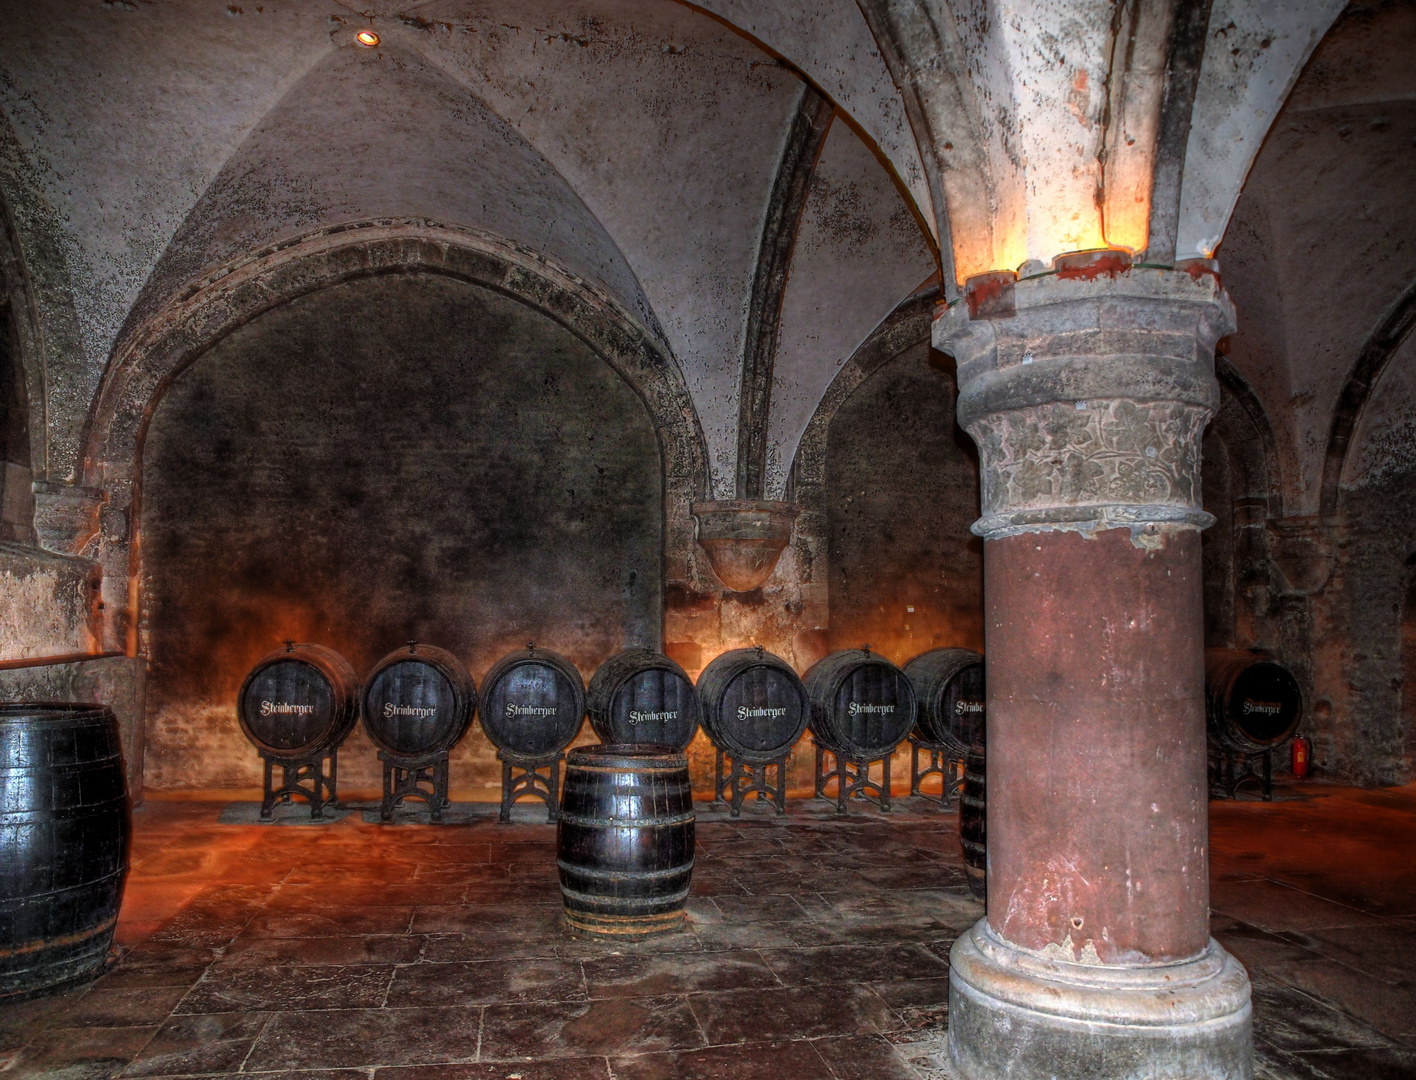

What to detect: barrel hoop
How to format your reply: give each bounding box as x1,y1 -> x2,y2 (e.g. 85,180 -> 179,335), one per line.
556,858 -> 695,882
0,911 -> 119,960
566,761 -> 687,775
558,885 -> 692,909
1,795 -> 131,825
558,810 -> 695,829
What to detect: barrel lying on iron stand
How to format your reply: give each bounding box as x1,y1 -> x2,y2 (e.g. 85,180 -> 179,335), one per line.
587,649 -> 698,750
959,743 -> 987,901
1205,648 -> 1303,800
361,642 -> 476,822
238,642 -> 359,819
1,704 -> 131,1000
804,647 -> 917,813
480,644 -> 586,823
557,744 -> 695,938
697,646 -> 809,816
903,647 -> 985,807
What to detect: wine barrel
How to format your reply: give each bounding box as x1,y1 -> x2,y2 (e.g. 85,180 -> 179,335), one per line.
361,642 -> 476,758
480,644 -> 586,759
904,647 -> 985,755
586,649 -> 698,751
960,743 -> 986,902
803,648 -> 917,761
238,642 -> 359,760
1205,649 -> 1303,753
1,703 -> 131,1000
696,647 -> 809,764
557,744 -> 695,938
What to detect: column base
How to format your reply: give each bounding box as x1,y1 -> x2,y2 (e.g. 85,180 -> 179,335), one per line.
948,920 -> 1252,1080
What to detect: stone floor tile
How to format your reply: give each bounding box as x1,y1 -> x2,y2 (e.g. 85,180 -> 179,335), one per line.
121,1011 -> 272,1076
11,1024 -> 158,1073
709,894 -> 815,924
220,934 -> 426,967
387,958 -> 586,1006
1291,920 -> 1416,987
1209,879 -> 1382,934
1211,916 -> 1324,970
49,986 -> 188,1029
176,964 -> 396,1013
478,996 -> 706,1060
609,1038 -> 830,1080
866,978 -> 951,1031
583,949 -> 779,998
97,946 -> 217,991
811,1033 -> 925,1080
1263,959 -> 1416,1045
241,908 -> 415,937
687,985 -> 902,1045
759,943 -> 950,986
374,1060 -> 613,1080
245,1007 -> 483,1071
1248,974 -> 1394,1053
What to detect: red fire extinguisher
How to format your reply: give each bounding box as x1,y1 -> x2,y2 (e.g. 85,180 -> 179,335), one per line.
1291,734 -> 1312,779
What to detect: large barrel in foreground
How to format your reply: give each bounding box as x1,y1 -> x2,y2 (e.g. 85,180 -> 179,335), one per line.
480,645 -> 586,759
904,647 -> 985,755
1,704 -> 131,1000
361,643 -> 476,758
804,648 -> 917,761
697,647 -> 809,764
1205,649 -> 1303,753
557,744 -> 695,937
960,744 -> 986,902
587,649 -> 698,750
239,643 -> 359,760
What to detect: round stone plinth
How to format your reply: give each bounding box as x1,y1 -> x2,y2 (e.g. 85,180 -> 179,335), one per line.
948,920 -> 1252,1080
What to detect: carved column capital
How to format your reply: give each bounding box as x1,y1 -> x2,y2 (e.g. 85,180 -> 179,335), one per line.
933,262 -> 1235,540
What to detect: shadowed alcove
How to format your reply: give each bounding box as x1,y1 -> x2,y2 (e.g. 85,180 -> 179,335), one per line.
138,272 -> 662,793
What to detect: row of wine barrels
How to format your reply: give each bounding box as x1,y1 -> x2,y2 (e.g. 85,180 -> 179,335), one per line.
1205,649 -> 1303,753
1,704 -> 131,1000
557,744 -> 695,938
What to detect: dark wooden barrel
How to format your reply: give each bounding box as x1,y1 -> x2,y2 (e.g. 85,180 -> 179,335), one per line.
586,649 -> 698,751
556,744 -> 695,938
1,703 -> 131,1000
960,744 -> 986,903
904,647 -> 985,755
238,642 -> 359,760
361,642 -> 476,758
803,648 -> 917,761
1205,649 -> 1303,753
480,644 -> 586,759
696,647 -> 809,764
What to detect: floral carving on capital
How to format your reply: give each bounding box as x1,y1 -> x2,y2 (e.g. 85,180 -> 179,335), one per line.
967,399 -> 1212,537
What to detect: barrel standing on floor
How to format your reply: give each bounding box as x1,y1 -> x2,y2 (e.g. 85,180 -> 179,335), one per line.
480,644 -> 586,822
697,646 -> 809,815
1,704 -> 131,1000
1205,648 -> 1303,800
557,744 -> 695,937
586,648 -> 698,750
804,647 -> 917,812
959,743 -> 987,901
904,647 -> 985,806
362,642 -> 477,822
238,642 -> 359,819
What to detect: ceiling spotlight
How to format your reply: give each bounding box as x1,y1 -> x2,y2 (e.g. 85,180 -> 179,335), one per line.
356,29 -> 380,47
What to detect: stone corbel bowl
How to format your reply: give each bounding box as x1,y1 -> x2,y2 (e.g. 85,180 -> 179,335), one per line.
691,500 -> 798,592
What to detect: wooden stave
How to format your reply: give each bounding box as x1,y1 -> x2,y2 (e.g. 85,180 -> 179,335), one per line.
696,647 -> 810,764
960,743 -> 986,902
904,647 -> 985,755
238,643 -> 360,760
360,642 -> 477,758
479,645 -> 586,759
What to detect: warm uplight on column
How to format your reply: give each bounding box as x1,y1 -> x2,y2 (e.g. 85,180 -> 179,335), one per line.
356,30 -> 380,47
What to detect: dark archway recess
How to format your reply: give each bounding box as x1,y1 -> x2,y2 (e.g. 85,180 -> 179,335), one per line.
138,272 -> 663,791
821,334 -> 982,664
1404,573 -> 1416,779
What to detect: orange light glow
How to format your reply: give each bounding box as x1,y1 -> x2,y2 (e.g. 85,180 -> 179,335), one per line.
356,30 -> 380,47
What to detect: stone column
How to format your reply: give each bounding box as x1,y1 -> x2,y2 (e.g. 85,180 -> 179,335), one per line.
935,256 -> 1252,1080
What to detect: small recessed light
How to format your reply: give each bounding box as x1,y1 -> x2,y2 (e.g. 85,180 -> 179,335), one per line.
356,29 -> 380,47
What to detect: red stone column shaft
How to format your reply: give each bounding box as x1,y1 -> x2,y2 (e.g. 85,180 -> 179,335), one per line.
986,525 -> 1209,963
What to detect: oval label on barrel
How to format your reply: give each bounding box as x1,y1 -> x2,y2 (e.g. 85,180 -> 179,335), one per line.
483,661 -> 582,757
364,660 -> 458,755
241,660 -> 334,752
1230,663 -> 1301,744
832,663 -> 914,755
721,665 -> 806,753
608,668 -> 696,750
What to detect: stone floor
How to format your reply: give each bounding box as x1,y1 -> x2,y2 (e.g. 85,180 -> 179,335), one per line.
1,783 -> 1414,1080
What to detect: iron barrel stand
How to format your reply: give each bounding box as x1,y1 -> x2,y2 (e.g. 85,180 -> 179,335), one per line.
1208,745 -> 1274,801
908,737 -> 963,809
260,748 -> 340,820
378,750 -> 451,822
714,748 -> 790,817
813,740 -> 892,814
497,750 -> 564,824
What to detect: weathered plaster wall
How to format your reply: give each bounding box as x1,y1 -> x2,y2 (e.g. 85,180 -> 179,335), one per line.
138,273 -> 662,794
765,120 -> 937,499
